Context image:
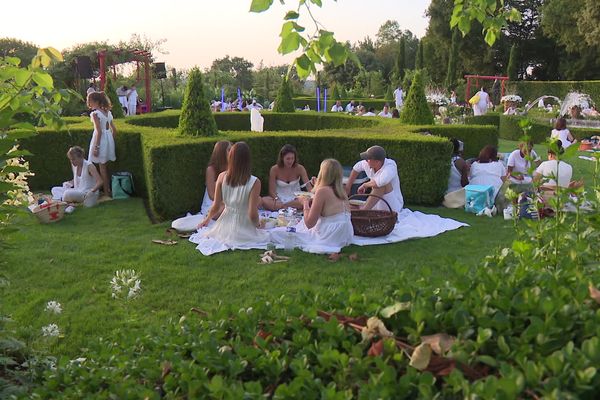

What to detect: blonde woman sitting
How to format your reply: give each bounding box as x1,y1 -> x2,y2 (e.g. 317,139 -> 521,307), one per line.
273,159 -> 354,254
51,146 -> 103,208
260,144 -> 313,210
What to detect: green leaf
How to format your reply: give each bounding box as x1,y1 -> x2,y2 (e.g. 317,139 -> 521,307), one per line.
380,302 -> 411,318
249,0 -> 274,12
284,10 -> 300,20
309,0 -> 322,6
477,327 -> 492,344
8,123 -> 36,133
278,32 -> 302,55
477,355 -> 498,367
15,69 -> 32,87
325,42 -> 347,66
32,72 -> 53,89
484,29 -> 497,46
1,165 -> 28,174
41,47 -> 63,62
295,54 -> 312,79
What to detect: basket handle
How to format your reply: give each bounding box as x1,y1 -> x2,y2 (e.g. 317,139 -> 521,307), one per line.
349,193 -> 393,212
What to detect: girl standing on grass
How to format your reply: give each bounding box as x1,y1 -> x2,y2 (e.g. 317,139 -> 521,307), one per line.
87,91 -> 117,198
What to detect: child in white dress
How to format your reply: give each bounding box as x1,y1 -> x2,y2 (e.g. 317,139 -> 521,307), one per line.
87,91 -> 117,197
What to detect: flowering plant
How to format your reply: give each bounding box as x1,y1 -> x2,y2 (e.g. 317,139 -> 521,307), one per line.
501,94 -> 522,103
426,89 -> 450,106
45,301 -> 62,314
110,269 -> 142,300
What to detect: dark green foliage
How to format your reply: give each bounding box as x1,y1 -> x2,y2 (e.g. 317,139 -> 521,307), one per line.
507,44 -> 518,81
444,29 -> 460,89
416,124 -> 498,159
331,84 -> 341,100
464,113 -> 501,129
179,68 -> 218,136
385,86 -> 394,102
393,38 -> 406,83
105,76 -> 124,119
400,71 -> 434,125
273,77 -> 295,112
415,40 -> 424,70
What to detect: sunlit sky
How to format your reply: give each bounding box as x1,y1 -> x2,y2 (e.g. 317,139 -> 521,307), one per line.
4,0 -> 430,70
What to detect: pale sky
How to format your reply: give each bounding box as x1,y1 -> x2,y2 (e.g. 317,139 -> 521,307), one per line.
4,0 -> 430,70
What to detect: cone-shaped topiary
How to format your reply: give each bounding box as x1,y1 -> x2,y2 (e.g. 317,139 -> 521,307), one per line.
179,68 -> 218,136
273,77 -> 295,112
400,70 -> 434,125
105,76 -> 124,118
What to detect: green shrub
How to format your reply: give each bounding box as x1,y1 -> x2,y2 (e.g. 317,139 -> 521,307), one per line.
411,124 -> 498,159
105,76 -> 124,119
506,80 -> 600,103
178,68 -> 218,136
498,115 -> 590,143
464,113 -> 501,128
400,71 -> 434,125
273,77 -> 295,113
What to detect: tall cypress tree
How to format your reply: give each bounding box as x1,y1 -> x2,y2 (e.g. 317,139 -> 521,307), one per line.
507,44 -> 518,81
444,29 -> 460,89
415,40 -> 424,70
394,38 -> 406,83
273,77 -> 295,112
400,71 -> 434,125
179,68 -> 218,136
105,76 -> 124,118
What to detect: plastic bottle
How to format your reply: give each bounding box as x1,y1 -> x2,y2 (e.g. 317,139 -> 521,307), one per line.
284,219 -> 296,252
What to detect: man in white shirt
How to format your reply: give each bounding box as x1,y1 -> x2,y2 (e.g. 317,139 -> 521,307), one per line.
331,100 -> 344,112
345,145 -> 404,214
362,107 -> 376,117
507,142 -> 540,184
345,100 -> 356,113
393,86 -> 403,109
378,104 -> 393,118
127,85 -> 138,116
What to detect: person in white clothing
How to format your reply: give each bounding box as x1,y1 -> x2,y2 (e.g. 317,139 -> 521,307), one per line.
331,100 -> 344,112
345,145 -> 404,214
473,87 -> 492,116
362,107 -> 376,117
378,103 -> 393,118
87,91 -> 117,197
507,141 -> 540,185
550,118 -> 576,149
393,86 -> 403,109
534,141 -> 574,189
51,146 -> 102,208
86,83 -> 97,97
127,85 -> 138,116
469,145 -> 507,199
345,100 -> 356,113
117,85 -> 129,115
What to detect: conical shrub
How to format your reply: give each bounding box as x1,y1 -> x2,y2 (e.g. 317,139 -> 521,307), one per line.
179,68 -> 218,136
400,70 -> 434,125
273,77 -> 295,112
105,76 -> 124,118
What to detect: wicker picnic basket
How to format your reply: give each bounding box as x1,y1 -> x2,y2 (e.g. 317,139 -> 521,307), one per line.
32,201 -> 67,223
349,194 -> 397,237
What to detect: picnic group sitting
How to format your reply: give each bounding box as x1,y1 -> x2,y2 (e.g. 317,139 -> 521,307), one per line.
181,142 -> 405,255
443,124 -> 583,215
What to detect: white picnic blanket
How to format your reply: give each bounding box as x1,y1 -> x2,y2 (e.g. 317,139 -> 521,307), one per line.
182,209 -> 468,256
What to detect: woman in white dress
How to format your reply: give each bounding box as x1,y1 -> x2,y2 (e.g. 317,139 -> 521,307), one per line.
201,140 -> 232,215
550,118 -> 576,149
292,159 -> 354,254
51,146 -> 103,208
195,142 -> 270,252
260,144 -> 313,210
473,87 -> 492,116
87,91 -> 117,197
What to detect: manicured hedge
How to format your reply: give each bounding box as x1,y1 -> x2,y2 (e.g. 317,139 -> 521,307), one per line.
143,131 -> 452,220
498,115 -> 592,143
128,110 -> 379,131
506,80 -> 600,103
24,112 -> 504,221
410,125 -> 498,159
293,97 -> 390,111
464,113 -> 501,128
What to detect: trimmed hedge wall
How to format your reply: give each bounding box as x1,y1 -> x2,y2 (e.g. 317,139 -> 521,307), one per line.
506,80 -> 600,103
498,115 -> 592,143
128,110 -> 378,131
24,113 -> 502,221
464,113 -> 501,128
143,131 -> 452,220
293,97 -> 390,111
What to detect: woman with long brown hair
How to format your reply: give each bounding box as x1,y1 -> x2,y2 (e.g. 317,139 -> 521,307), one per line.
193,142 -> 269,253
201,140 -> 232,215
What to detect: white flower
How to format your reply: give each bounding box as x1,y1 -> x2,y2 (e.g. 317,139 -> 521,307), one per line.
69,357 -> 87,364
425,88 -> 450,106
41,323 -> 60,337
110,269 -> 142,300
45,301 -> 62,314
501,94 -> 522,103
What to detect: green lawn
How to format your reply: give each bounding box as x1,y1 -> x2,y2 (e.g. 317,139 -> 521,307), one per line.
2,139 -> 596,356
